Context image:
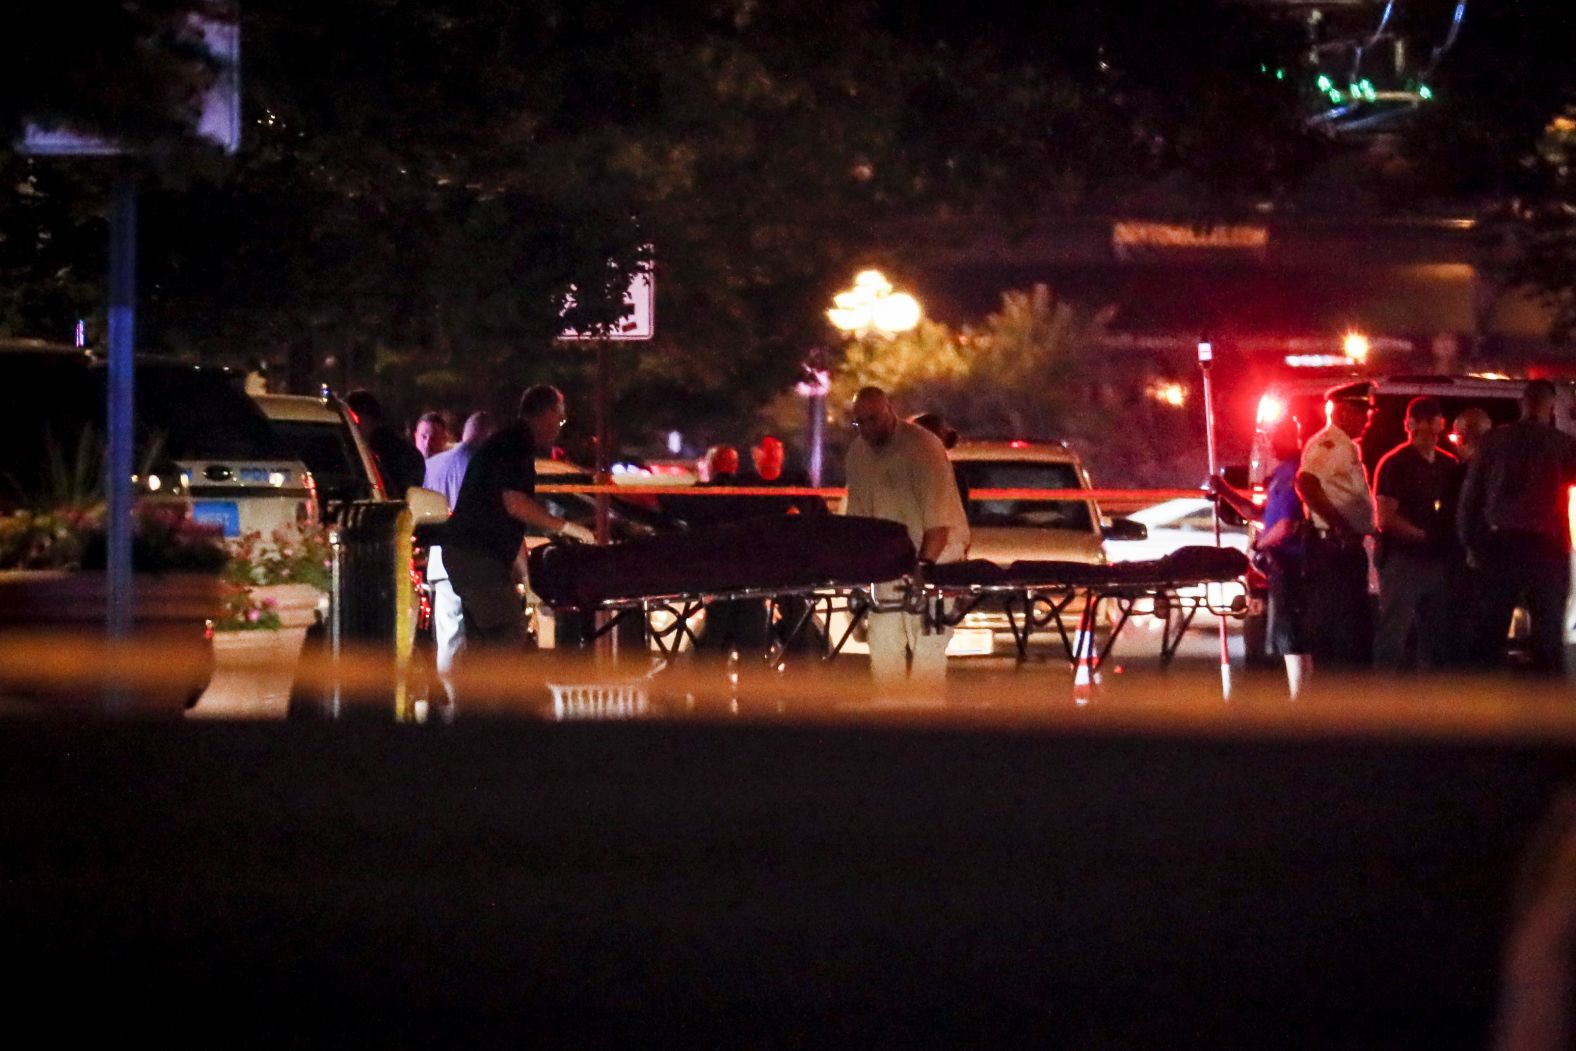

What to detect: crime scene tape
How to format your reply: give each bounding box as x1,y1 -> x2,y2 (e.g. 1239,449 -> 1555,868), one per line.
537,485 -> 1206,503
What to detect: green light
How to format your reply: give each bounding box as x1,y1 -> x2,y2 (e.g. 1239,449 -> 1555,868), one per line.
1275,68 -> 1285,81
1328,89 -> 1344,104
1259,63 -> 1268,74
1316,74 -> 1332,92
1418,84 -> 1433,101
1349,83 -> 1361,98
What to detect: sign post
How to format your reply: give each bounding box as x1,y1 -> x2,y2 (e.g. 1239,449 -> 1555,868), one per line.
104,168 -> 139,657
17,13 -> 240,689
557,258 -> 656,543
558,260 -> 655,654
1198,338 -> 1233,701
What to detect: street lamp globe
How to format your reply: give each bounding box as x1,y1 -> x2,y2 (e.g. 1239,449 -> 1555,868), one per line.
825,269 -> 923,338
872,292 -> 921,333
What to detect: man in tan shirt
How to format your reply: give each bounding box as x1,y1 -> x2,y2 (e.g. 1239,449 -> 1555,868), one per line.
843,387 -> 970,686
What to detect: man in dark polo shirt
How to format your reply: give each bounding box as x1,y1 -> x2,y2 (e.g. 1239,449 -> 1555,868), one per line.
1372,397 -> 1461,670
1457,379 -> 1576,673
442,385 -> 593,647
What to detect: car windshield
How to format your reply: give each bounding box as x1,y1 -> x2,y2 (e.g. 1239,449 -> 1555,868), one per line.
270,419 -> 373,501
955,460 -> 1094,531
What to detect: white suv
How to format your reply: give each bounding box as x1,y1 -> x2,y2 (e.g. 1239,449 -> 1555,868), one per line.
253,393 -> 388,518
0,346 -> 316,541
945,441 -> 1118,655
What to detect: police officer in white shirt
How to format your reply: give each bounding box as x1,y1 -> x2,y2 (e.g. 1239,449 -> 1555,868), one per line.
1295,391 -> 1378,669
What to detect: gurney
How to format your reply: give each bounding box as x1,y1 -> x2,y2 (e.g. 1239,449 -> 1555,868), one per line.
528,516 -> 914,661
917,547 -> 1249,671
527,517 -> 1249,671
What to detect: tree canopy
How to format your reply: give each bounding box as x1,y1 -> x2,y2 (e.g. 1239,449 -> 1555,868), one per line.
4,1 -> 1319,445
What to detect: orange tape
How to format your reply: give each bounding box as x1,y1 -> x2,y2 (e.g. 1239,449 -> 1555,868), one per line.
540,484 -> 1204,502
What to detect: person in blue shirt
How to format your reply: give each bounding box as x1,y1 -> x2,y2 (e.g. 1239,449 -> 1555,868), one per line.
424,411 -> 496,510
1216,416 -> 1310,696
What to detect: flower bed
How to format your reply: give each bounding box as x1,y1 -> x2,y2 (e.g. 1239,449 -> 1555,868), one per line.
1,503 -> 228,574
216,523 -> 332,631
194,522 -> 333,719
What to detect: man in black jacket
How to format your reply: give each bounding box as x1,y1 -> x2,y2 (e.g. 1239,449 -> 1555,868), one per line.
442,385 -> 593,648
1456,380 -> 1576,673
345,389 -> 425,498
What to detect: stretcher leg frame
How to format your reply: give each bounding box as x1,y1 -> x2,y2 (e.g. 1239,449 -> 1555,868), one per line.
765,597 -> 818,668
1072,597 -> 1100,701
1159,591 -> 1202,664
1004,595 -> 1032,661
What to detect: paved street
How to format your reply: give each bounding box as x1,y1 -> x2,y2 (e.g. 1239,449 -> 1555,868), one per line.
4,694 -> 1572,1046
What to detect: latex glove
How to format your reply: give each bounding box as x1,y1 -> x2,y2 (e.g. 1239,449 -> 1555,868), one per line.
558,521 -> 595,544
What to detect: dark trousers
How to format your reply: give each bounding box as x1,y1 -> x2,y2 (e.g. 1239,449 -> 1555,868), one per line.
1475,530 -> 1571,674
443,546 -> 526,649
1304,535 -> 1372,668
1266,559 -> 1307,657
1374,550 -> 1451,670
1446,558 -> 1503,669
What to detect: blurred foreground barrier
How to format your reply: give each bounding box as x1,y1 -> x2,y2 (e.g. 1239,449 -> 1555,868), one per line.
538,483 -> 1202,503
5,628 -> 1576,740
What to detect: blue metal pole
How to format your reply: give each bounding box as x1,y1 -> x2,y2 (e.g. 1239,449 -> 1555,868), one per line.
106,167 -> 138,652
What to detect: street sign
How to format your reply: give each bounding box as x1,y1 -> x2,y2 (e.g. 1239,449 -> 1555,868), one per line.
19,14 -> 241,156
558,264 -> 655,342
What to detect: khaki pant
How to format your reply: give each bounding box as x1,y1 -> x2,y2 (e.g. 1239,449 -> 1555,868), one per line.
426,546 -> 464,703
867,609 -> 952,693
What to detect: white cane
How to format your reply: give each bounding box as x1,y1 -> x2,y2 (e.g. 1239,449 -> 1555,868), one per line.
1198,339 -> 1233,701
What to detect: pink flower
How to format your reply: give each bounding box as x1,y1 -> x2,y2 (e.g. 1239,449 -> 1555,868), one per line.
246,608 -> 261,623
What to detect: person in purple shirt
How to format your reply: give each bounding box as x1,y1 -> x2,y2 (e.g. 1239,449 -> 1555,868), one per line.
422,410 -> 496,708
424,411 -> 496,510
1372,397 -> 1461,670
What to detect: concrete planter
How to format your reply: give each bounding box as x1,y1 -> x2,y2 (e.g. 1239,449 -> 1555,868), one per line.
191,584 -> 325,720
0,570 -> 221,714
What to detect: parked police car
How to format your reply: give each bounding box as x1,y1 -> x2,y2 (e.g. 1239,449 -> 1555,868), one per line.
1,343 -> 315,538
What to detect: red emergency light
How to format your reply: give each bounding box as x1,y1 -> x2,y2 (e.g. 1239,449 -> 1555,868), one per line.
1255,394 -> 1287,426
